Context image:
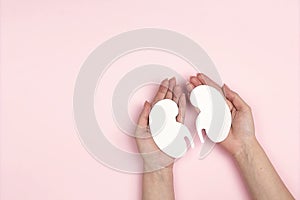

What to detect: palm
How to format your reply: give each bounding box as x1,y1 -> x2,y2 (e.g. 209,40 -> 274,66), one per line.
135,77 -> 186,172
187,73 -> 255,156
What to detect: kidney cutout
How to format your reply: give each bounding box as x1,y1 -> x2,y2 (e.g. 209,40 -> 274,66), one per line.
148,85 -> 231,159
190,85 -> 231,143
149,99 -> 194,158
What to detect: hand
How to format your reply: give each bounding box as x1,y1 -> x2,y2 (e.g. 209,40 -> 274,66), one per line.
135,77 -> 186,172
186,73 -> 256,157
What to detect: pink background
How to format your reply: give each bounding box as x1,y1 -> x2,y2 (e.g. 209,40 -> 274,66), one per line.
1,0 -> 299,199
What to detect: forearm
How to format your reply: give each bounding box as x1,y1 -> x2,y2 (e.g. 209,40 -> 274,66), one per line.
234,137 -> 294,200
142,167 -> 175,200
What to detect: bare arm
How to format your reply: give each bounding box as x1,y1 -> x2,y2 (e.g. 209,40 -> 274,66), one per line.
135,77 -> 185,200
188,73 -> 294,200
234,137 -> 294,200
222,84 -> 294,200
142,168 -> 175,200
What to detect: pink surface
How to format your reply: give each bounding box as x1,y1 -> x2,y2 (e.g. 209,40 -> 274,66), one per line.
1,0 -> 299,199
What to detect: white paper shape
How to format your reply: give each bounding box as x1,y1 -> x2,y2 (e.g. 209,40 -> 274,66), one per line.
190,85 -> 231,143
149,99 -> 194,158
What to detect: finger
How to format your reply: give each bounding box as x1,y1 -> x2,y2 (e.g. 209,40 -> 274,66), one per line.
197,73 -> 223,93
173,85 -> 182,104
190,76 -> 201,87
186,80 -> 199,113
226,99 -> 234,112
176,94 -> 186,123
186,82 -> 194,94
222,84 -> 250,112
232,106 -> 237,117
197,73 -> 232,109
165,77 -> 176,99
152,78 -> 169,105
137,101 -> 151,128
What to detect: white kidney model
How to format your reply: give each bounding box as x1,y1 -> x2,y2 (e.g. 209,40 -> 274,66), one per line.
189,85 -> 231,144
148,85 -> 231,159
149,99 -> 195,158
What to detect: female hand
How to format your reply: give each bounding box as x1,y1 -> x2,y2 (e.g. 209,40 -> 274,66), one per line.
187,73 -> 256,157
135,77 -> 186,172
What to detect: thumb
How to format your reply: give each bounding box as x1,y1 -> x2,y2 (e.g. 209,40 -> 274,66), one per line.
222,84 -> 250,112
137,101 -> 151,128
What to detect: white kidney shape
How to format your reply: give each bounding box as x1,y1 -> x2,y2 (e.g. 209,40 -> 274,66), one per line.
190,85 -> 231,143
149,99 -> 195,159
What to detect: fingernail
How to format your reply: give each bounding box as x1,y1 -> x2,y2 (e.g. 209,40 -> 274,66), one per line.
161,79 -> 169,86
225,84 -> 230,90
197,72 -> 203,77
223,84 -> 229,96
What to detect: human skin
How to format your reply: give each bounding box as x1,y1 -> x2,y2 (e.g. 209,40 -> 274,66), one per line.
135,73 -> 294,200
135,77 -> 185,200
188,73 -> 294,200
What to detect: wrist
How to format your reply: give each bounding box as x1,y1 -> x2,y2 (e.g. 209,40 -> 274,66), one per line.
142,159 -> 174,173
142,165 -> 175,200
144,166 -> 173,176
143,167 -> 174,186
233,136 -> 259,162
